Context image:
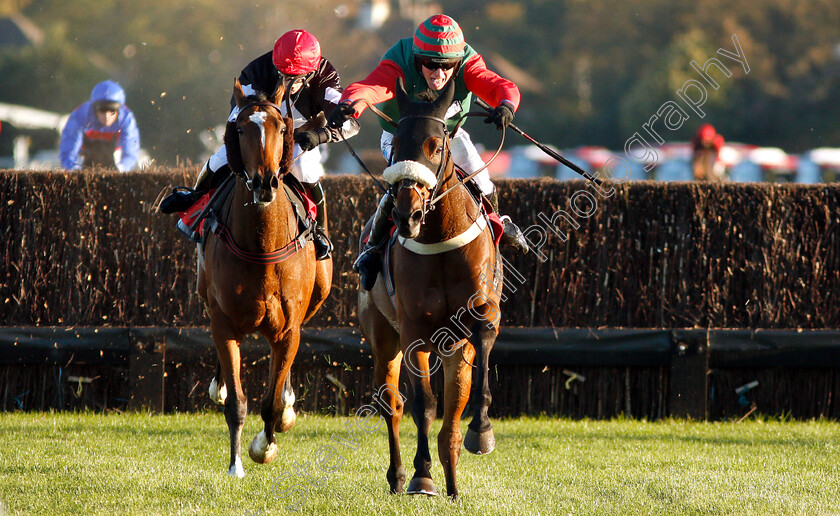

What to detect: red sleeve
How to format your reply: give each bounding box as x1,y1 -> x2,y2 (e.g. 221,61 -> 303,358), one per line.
713,134 -> 724,151
462,54 -> 521,111
339,60 -> 405,117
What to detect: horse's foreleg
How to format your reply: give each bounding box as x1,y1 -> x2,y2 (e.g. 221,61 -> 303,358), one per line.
465,321 -> 496,455
213,327 -> 247,478
374,346 -> 406,493
248,327 -> 300,465
405,350 -> 438,496
438,343 -> 475,498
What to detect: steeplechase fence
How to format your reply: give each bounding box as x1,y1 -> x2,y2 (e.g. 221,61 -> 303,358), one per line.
1,169 -> 839,419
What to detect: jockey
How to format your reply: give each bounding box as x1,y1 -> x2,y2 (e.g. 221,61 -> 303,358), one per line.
59,80 -> 140,171
160,29 -> 359,260
328,13 -> 530,290
692,123 -> 725,180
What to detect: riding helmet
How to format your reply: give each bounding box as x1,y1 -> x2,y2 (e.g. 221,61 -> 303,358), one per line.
90,80 -> 125,111
412,14 -> 466,61
273,29 -> 321,75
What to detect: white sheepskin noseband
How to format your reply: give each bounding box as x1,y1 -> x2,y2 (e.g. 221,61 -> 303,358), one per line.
382,160 -> 438,189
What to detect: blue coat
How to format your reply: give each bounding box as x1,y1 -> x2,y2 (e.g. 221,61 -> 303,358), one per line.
59,81 -> 140,171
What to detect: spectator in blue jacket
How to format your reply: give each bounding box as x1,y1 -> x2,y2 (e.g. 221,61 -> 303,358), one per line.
60,80 -> 140,171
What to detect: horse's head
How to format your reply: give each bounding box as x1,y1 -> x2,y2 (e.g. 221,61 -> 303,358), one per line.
226,78 -> 295,206
384,78 -> 455,239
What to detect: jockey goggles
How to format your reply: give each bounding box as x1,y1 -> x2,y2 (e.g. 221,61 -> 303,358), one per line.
417,56 -> 460,71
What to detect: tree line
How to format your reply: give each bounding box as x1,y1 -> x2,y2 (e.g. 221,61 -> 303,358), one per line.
1,0 -> 838,165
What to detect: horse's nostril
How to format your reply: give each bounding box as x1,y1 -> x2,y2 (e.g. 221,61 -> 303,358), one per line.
270,175 -> 279,189
411,210 -> 423,222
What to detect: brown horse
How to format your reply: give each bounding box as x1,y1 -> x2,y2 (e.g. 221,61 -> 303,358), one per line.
358,79 -> 502,498
199,78 -> 332,477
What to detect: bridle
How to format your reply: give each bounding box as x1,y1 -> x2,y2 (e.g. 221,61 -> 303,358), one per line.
391,113 -> 453,222
233,100 -> 287,195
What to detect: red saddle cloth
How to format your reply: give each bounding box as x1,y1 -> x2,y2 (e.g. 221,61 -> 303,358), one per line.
177,184 -> 317,238
482,199 -> 504,246
178,189 -> 215,236
293,184 -> 318,221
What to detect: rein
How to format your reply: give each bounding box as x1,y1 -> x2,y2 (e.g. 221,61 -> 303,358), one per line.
428,111 -> 506,206
374,107 -> 505,209
211,97 -> 313,265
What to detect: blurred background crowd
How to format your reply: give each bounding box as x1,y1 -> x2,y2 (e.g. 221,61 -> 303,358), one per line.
0,0 -> 838,182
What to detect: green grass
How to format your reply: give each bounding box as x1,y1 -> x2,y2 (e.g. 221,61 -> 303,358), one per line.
1,412 -> 839,515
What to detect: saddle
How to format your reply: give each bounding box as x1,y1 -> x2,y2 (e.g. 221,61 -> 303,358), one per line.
176,174 -> 316,244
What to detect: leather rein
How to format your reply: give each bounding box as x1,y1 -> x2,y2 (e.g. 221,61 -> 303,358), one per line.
207,99 -> 314,265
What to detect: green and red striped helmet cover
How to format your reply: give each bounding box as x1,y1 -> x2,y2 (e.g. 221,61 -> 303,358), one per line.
412,14 -> 466,59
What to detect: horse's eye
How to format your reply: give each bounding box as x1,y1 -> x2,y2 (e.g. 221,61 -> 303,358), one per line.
237,126 -> 244,135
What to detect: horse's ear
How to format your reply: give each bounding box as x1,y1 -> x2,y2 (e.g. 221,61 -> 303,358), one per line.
395,76 -> 409,113
271,80 -> 286,106
432,78 -> 456,115
233,78 -> 248,108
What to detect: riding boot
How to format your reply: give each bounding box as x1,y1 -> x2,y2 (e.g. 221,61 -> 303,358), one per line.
159,162 -> 216,214
488,189 -> 530,254
306,180 -> 333,261
353,191 -> 395,291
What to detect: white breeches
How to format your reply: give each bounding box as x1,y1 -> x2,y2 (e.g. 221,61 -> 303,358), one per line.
207,143 -> 325,185
208,102 -> 326,184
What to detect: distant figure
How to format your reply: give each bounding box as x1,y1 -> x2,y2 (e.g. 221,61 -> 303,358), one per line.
692,123 -> 725,181
60,80 -> 140,171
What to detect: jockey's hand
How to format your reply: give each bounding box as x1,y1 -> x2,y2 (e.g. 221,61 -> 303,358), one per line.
294,130 -> 321,152
485,103 -> 515,129
327,101 -> 356,129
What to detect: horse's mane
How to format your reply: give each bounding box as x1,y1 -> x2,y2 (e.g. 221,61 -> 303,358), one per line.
224,120 -> 244,175
224,94 -> 295,177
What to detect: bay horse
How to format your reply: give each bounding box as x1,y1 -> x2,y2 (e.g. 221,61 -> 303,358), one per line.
358,79 -> 502,498
199,78 -> 331,477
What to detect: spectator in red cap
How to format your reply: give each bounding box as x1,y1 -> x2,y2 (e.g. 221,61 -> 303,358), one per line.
160,29 -> 358,259
692,123 -> 725,181
328,14 -> 529,290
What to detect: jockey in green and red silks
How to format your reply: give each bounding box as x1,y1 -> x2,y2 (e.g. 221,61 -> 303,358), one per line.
330,14 -> 529,291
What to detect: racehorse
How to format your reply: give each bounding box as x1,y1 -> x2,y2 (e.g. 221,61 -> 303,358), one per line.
358,79 -> 502,498
199,78 -> 332,477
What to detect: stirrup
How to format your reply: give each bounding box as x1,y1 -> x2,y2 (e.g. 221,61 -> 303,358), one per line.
314,229 -> 333,261
499,215 -> 529,254
176,219 -> 201,243
352,245 -> 375,273
354,246 -> 382,291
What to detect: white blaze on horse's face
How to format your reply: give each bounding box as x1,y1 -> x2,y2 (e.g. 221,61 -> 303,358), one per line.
249,111 -> 268,151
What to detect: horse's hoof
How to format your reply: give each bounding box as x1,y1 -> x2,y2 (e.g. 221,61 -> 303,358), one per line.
464,428 -> 495,455
406,476 -> 438,496
209,377 -> 227,405
227,456 -> 245,478
387,466 -> 407,494
248,431 -> 278,464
